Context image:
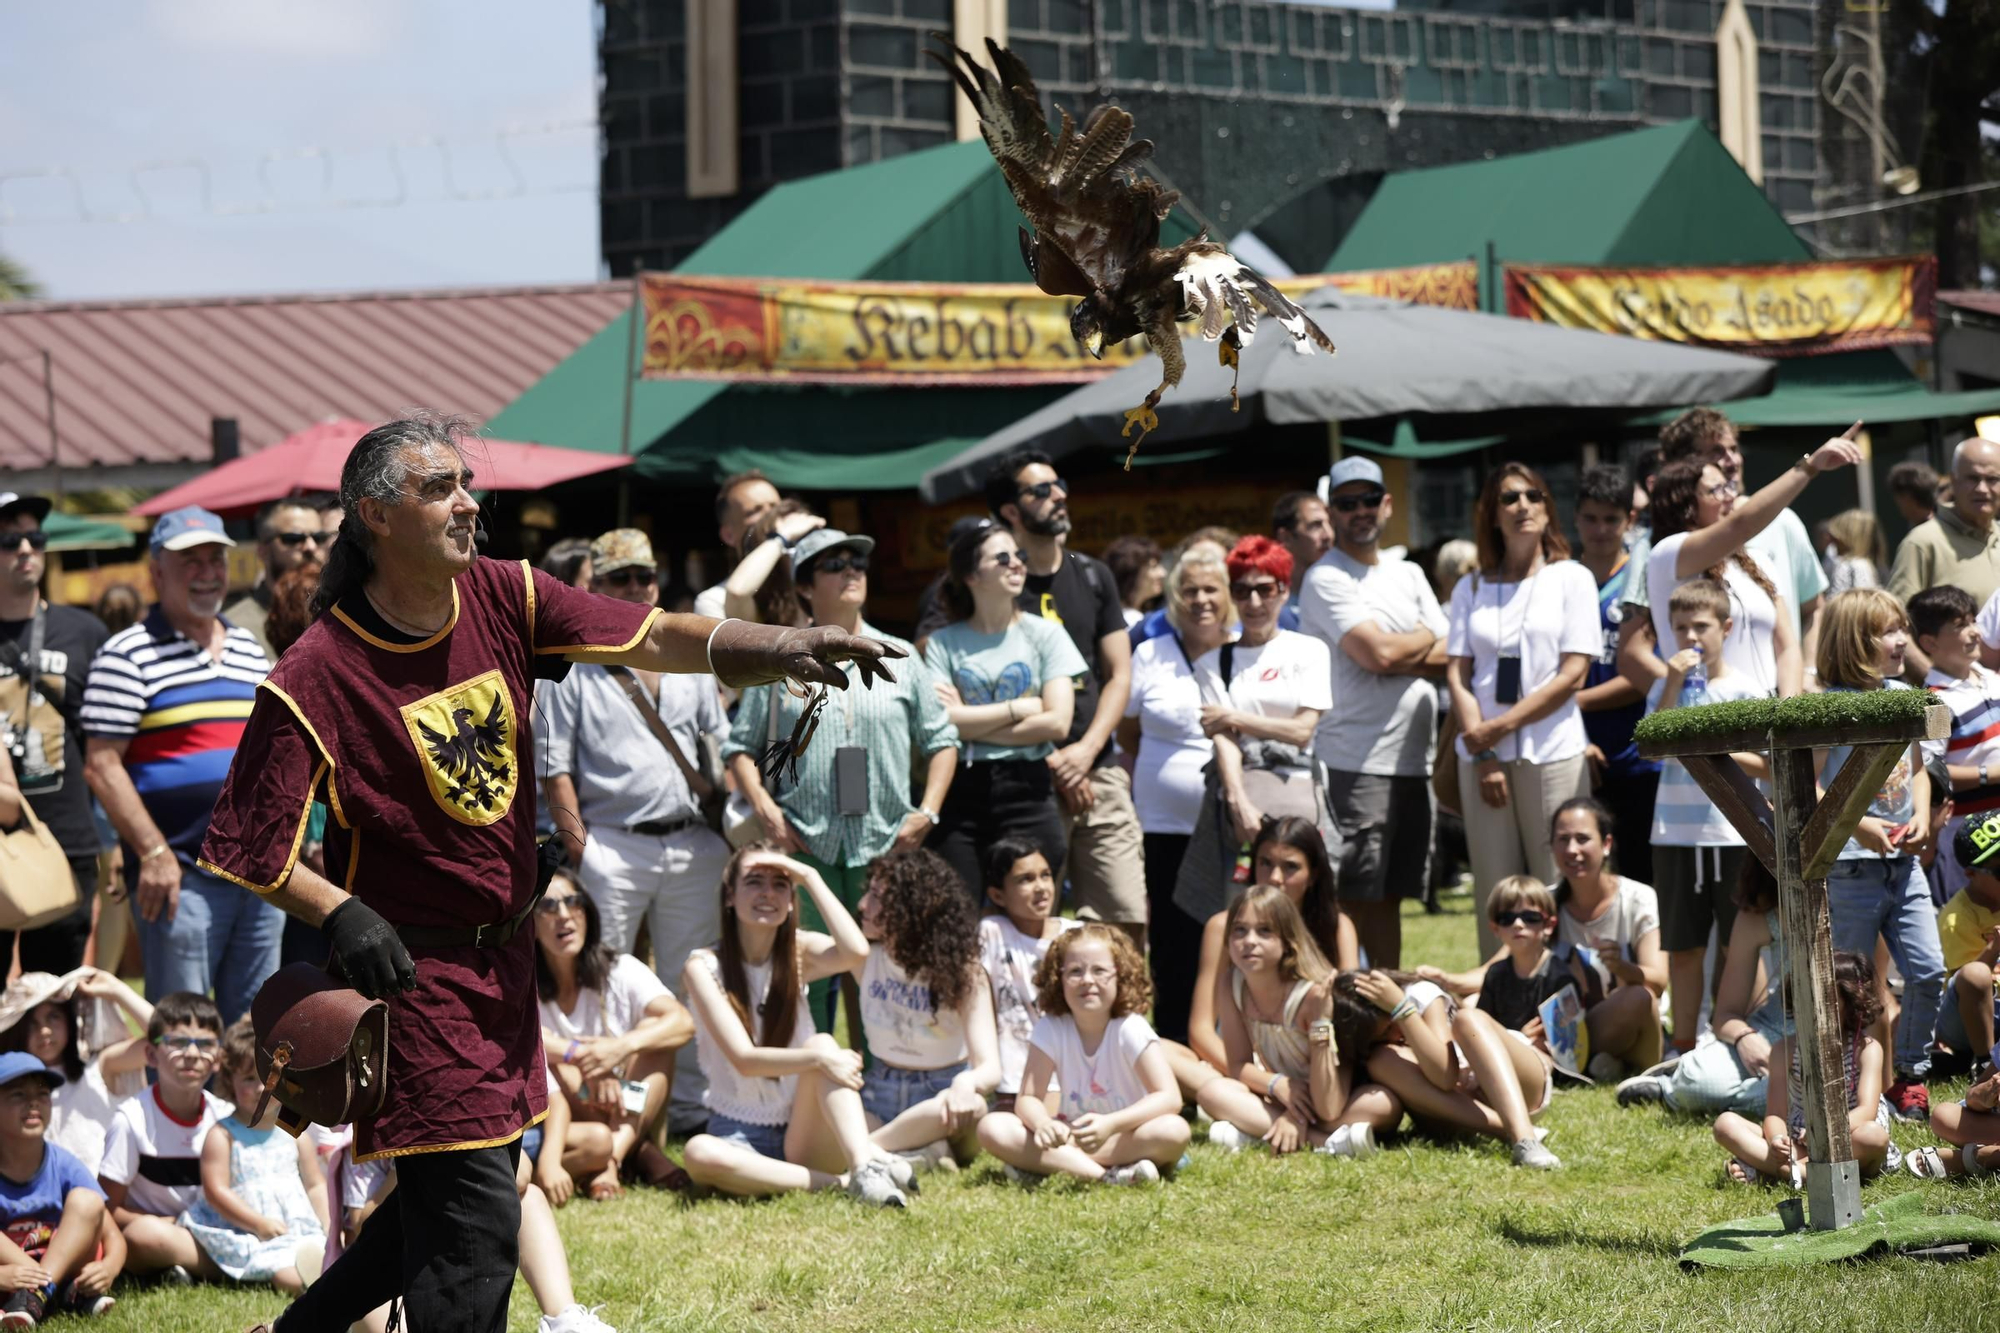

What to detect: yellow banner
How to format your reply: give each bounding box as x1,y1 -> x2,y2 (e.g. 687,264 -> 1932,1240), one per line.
639,263 -> 1477,384
1504,257 -> 1936,354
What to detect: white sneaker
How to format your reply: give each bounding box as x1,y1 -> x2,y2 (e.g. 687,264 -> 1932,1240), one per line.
1100,1159 -> 1160,1186
541,1306 -> 618,1333
898,1140 -> 959,1175
1511,1137 -> 1562,1170
1316,1123 -> 1378,1159
843,1158 -> 909,1208
1206,1121 -> 1246,1152
880,1151 -> 921,1196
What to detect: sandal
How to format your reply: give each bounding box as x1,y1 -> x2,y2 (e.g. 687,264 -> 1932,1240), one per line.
1726,1158 -> 1764,1185
588,1168 -> 624,1201
1907,1146 -> 1955,1179
626,1141 -> 693,1192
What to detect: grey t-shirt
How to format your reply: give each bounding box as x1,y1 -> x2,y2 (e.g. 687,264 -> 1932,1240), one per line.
1554,876 -> 1661,965
1298,548 -> 1449,777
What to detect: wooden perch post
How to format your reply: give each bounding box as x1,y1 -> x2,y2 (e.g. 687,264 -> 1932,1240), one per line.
1637,697 -> 1949,1231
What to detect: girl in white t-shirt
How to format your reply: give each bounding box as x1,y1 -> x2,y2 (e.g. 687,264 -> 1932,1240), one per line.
680,845 -> 915,1207
976,925 -> 1191,1184
534,871 -> 695,1201
838,848 -> 999,1171
1548,798 -> 1667,1079
0,967 -> 151,1177
977,836 -> 1078,1106
1195,886 -> 1393,1158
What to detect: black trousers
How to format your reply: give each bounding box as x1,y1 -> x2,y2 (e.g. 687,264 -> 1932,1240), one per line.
275,1142 -> 522,1333
928,758 -> 1068,903
0,856 -> 97,976
1143,832 -> 1203,1044
1597,766 -> 1661,889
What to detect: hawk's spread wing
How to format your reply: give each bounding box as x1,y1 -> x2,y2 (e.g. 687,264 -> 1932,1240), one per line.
931,38 -> 1173,301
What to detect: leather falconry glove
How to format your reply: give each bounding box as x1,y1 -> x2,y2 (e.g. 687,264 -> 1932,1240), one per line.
707,620 -> 904,690
322,898 -> 419,1000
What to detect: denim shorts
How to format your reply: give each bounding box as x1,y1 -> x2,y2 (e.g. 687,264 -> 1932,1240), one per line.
862,1060 -> 967,1125
521,1126 -> 544,1165
707,1112 -> 788,1160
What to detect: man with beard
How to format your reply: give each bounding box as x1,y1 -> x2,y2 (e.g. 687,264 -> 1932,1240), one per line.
1896,437 -> 2000,676
984,451 -> 1146,941
82,507 -> 279,1023
0,492 -> 108,975
1298,457 -> 1447,969
223,498 -> 330,659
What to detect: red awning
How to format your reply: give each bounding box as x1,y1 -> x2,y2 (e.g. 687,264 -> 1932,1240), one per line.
133,419 -> 631,517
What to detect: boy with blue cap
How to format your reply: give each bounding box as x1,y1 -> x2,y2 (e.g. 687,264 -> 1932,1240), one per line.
0,1050 -> 118,1323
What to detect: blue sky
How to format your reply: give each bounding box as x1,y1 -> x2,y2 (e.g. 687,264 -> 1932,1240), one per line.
0,0 -> 601,301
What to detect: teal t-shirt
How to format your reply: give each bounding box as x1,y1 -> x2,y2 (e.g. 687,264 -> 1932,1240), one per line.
1820,680 -> 1920,861
923,615 -> 1088,764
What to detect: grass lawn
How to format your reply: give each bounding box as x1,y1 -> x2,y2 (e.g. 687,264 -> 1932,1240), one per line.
98,893 -> 2000,1332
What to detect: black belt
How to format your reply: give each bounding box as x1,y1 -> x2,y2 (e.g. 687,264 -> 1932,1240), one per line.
628,814 -> 702,837
392,839 -> 563,950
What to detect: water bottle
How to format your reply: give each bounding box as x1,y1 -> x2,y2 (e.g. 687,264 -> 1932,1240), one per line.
1232,843 -> 1253,884
1682,653 -> 1709,707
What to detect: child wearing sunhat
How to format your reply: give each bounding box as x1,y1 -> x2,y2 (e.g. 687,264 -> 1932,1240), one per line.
0,1050 -> 122,1323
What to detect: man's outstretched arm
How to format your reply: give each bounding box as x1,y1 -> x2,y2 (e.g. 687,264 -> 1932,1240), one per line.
599,613 -> 906,689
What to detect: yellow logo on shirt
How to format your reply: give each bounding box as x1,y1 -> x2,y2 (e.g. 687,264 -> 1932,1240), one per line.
400,669 -> 518,826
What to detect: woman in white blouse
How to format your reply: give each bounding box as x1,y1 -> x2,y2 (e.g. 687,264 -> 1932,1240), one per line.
1445,463 -> 1600,954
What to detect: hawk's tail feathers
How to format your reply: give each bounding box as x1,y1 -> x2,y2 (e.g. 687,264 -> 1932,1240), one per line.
1239,269 -> 1337,355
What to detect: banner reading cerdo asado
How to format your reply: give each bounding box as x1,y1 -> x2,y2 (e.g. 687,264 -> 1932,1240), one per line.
1503,257 -> 1936,356
638,262 -> 1477,384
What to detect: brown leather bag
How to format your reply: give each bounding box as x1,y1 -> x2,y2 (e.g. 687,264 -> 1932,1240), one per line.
249,963 -> 390,1136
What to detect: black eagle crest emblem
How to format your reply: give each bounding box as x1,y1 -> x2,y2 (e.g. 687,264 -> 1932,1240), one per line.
418,696 -> 512,813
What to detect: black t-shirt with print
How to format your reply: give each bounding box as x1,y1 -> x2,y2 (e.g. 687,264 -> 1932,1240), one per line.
0,605 -> 110,859
1018,551 -> 1124,767
1476,946 -> 1582,1033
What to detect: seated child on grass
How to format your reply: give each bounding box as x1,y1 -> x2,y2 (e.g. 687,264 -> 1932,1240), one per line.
978,837 -> 1078,1114
846,850 -> 999,1173
1194,886 -> 1392,1157
977,925 -> 1190,1185
1934,811 -> 2000,1082
1711,949 -> 1895,1184
1911,1065 -> 2000,1179
0,970 -> 153,1178
96,992 -> 228,1280
180,1019 -> 327,1295
0,1050 -> 120,1323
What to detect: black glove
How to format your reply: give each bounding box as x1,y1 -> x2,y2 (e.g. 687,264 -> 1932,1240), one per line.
323,898 -> 417,999
708,620 -> 905,690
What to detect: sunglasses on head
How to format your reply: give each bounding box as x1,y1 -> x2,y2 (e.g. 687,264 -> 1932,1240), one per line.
1018,478 -> 1069,501
1330,489 -> 1387,514
1498,488 -> 1546,509
812,553 -> 869,576
602,567 -> 657,588
2,531 -> 48,552
1493,909 -> 1547,927
1230,580 -> 1281,602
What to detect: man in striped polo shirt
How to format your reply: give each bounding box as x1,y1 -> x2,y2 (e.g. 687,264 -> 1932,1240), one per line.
82,506 -> 277,1024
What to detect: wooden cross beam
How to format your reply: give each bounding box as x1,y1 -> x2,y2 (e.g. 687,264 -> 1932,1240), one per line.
1638,700 -> 1949,1231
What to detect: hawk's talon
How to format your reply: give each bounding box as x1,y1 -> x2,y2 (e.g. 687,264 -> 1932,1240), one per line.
1120,405 -> 1159,469
1219,333 -> 1243,411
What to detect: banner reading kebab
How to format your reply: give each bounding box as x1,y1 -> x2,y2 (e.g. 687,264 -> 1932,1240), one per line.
638,263 -> 1478,384
1503,257 -> 1936,356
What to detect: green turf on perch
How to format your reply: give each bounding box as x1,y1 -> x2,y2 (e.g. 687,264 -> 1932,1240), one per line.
1632,687 -> 1935,749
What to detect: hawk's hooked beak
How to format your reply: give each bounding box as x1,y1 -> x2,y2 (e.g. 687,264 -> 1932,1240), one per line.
1083,330 -> 1104,359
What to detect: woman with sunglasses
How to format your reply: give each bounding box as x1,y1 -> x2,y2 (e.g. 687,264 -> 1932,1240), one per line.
1644,434 -> 1861,700
922,518 -> 1084,903
1445,463 -> 1602,955
532,870 -> 695,1201
728,529 -> 958,1034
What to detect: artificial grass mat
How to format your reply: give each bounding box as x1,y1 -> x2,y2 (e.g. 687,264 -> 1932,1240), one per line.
1634,686 -> 1934,748
1681,1189 -> 2000,1269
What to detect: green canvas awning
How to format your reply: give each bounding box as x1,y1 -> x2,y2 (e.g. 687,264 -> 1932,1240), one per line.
44,512 -> 134,552
1326,121 -> 1810,273
1640,350 -> 2000,428
487,141 -> 1199,486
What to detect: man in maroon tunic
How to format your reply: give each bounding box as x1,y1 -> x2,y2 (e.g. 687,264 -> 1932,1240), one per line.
201,416 -> 896,1333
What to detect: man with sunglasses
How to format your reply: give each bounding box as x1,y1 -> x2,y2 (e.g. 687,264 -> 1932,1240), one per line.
1298,456 -> 1448,969
0,493 -> 108,978
983,451 -> 1147,942
222,499 -> 329,660
540,528 -> 730,1134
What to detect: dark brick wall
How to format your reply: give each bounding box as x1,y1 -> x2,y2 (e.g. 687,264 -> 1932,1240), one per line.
599,0 -> 1824,269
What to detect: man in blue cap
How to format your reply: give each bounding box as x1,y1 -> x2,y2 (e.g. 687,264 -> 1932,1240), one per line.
81,506 -> 279,1025
1298,456 -> 1449,968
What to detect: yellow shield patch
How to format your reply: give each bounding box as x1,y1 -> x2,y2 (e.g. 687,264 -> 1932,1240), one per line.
399,669 -> 518,826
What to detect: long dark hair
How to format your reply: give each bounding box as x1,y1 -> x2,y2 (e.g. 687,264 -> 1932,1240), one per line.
1249,817 -> 1342,965
0,996 -> 85,1082
534,874 -> 618,1001
1329,968 -> 1430,1064
716,843 -> 802,1048
311,413 -> 471,619
1647,457 -> 1778,603
868,849 -> 978,1015
740,502 -> 810,628
941,517 -> 1001,623
1472,462 -> 1570,574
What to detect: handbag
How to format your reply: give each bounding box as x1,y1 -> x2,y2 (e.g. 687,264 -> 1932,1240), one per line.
0,800 -> 79,932
605,666 -> 728,835
1432,706 -> 1463,819
248,962 -> 390,1136
722,686 -> 783,849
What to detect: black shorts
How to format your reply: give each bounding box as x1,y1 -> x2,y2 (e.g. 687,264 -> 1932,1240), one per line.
1324,771 -> 1432,904
1654,844 -> 1744,952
